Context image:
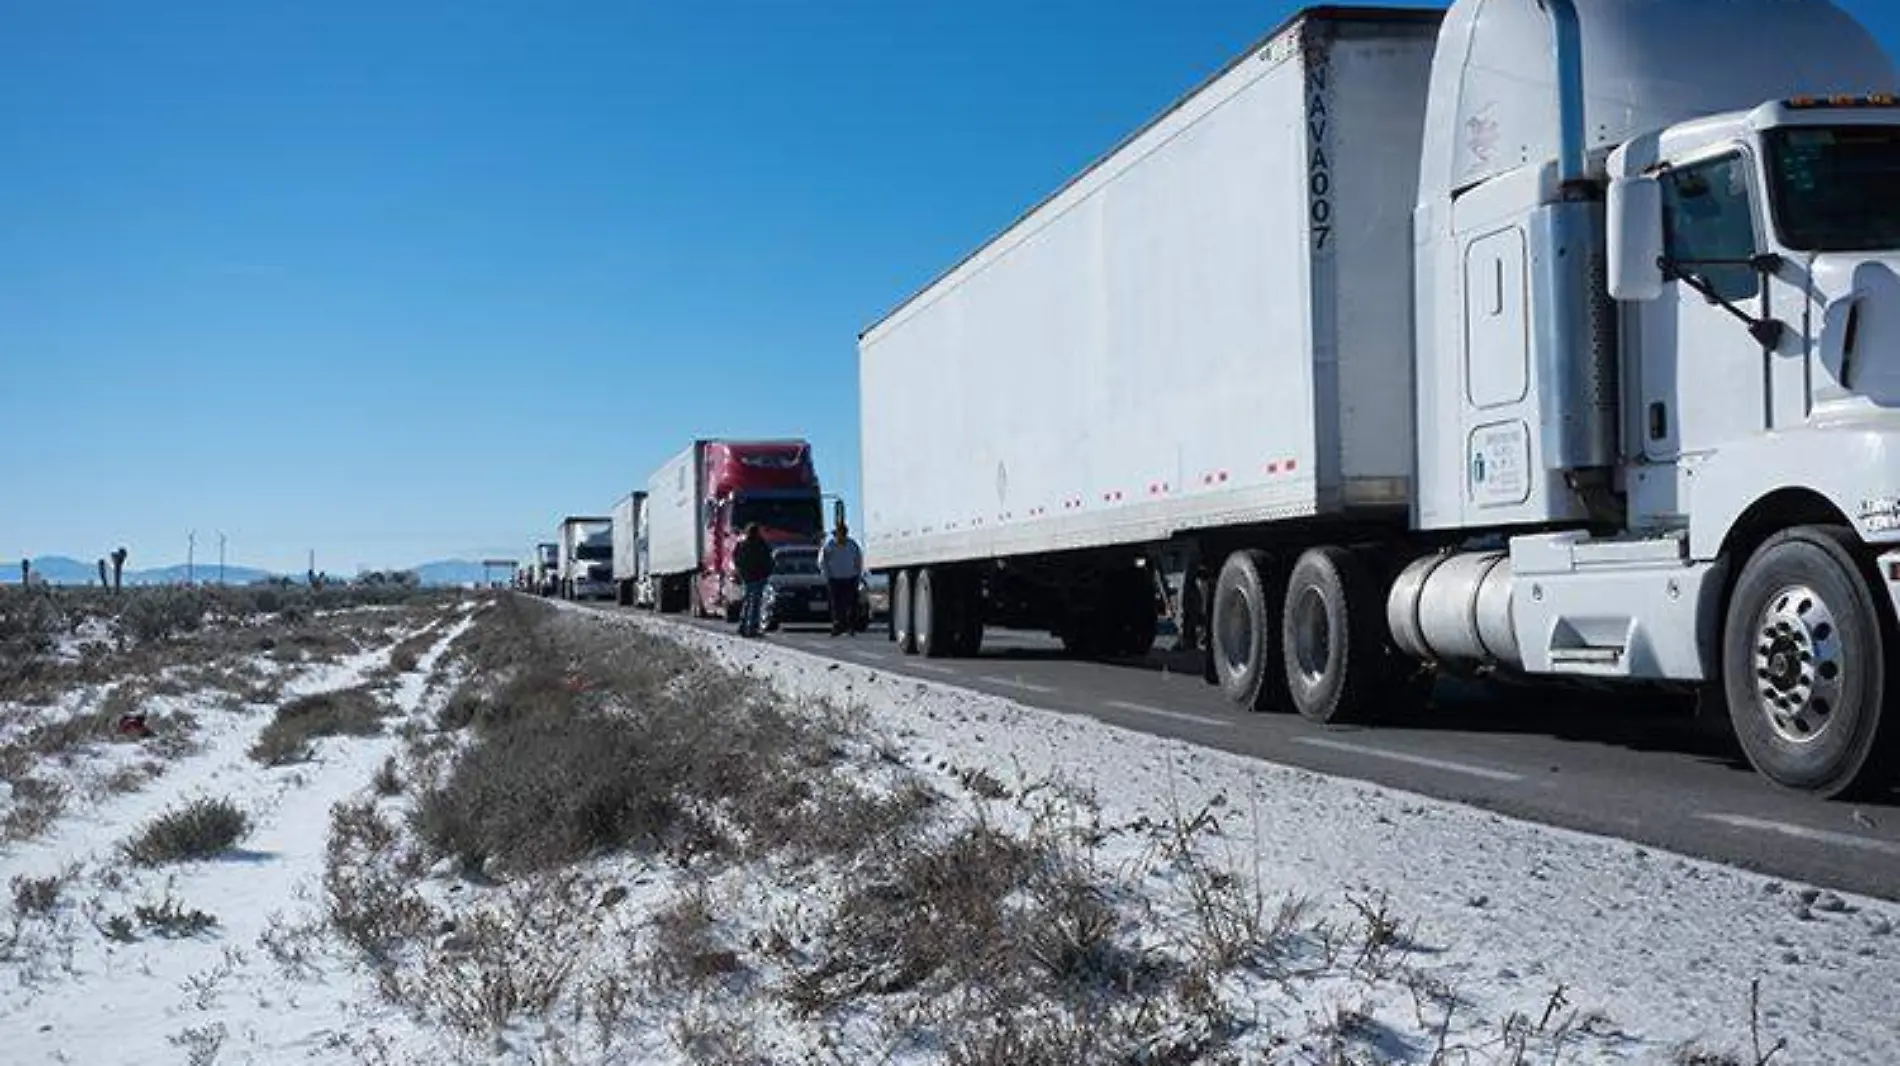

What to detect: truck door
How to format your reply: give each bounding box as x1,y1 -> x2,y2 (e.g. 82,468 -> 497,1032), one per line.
1638,152 -> 1768,462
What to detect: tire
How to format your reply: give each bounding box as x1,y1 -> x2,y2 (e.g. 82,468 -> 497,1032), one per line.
724,600 -> 742,624
1059,613 -> 1102,658
1211,550 -> 1289,713
616,580 -> 632,607
953,575 -> 985,657
916,568 -> 946,658
892,569 -> 917,654
1722,526 -> 1898,798
1281,546 -> 1390,724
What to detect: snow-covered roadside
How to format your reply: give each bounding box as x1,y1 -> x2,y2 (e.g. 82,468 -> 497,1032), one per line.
0,605 -> 480,1064
620,610 -> 1900,1065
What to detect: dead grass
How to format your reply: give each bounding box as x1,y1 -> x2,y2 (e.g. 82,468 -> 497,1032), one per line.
1,776 -> 72,843
323,800 -> 435,963
371,755 -> 404,796
402,876 -> 597,1036
123,797 -> 251,865
10,871 -> 69,916
308,596 -> 1574,1062
409,615 -> 866,873
249,687 -> 387,766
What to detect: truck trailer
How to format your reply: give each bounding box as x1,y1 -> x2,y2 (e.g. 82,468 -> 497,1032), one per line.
557,516 -> 614,601
611,491 -> 648,607
858,0 -> 1900,798
639,440 -> 825,619
530,542 -> 559,597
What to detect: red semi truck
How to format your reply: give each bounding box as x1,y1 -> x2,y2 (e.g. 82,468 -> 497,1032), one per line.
638,439 -> 826,619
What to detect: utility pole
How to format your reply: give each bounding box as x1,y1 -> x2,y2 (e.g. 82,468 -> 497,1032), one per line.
217,532 -> 227,585
187,531 -> 196,586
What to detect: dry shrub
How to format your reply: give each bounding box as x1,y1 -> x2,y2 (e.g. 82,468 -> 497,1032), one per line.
133,892 -> 219,938
372,756 -> 403,796
411,625 -> 849,872
324,800 -> 434,963
119,588 -> 211,645
641,882 -> 745,997
405,876 -> 596,1035
250,687 -> 387,766
387,627 -> 436,674
11,872 -> 68,916
124,797 -> 251,865
2,776 -> 72,843
789,824 -> 1039,1011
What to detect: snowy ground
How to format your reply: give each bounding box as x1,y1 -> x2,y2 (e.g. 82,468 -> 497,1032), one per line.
0,600 -> 479,1065
3,598 -> 1896,1065
628,611 -> 1900,1066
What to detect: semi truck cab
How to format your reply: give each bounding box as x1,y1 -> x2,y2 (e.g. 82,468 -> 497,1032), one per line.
1400,0 -> 1900,797
1610,100 -> 1900,547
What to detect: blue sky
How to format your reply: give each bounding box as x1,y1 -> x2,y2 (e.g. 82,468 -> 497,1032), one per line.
5,1 -> 1900,574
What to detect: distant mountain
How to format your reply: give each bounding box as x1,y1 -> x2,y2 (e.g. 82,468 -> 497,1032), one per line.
3,555 -> 280,587
127,563 -> 277,586
6,553 -> 518,588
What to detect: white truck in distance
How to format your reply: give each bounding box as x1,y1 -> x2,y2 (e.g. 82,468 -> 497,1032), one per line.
858,0 -> 1900,798
557,516 -> 614,601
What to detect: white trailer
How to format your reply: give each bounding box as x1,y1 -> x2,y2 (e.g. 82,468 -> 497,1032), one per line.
861,1 -> 1900,798
642,445 -> 701,612
611,491 -> 647,607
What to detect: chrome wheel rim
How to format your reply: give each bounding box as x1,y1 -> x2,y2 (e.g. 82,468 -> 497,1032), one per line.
1753,584 -> 1844,745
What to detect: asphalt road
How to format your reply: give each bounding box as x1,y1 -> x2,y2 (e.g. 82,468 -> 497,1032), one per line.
609,606 -> 1900,902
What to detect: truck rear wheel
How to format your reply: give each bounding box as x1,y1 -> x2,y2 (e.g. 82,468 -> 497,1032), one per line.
1723,527 -> 1898,799
916,568 -> 948,658
1212,550 -> 1289,713
892,570 -> 917,654
1282,546 -> 1389,724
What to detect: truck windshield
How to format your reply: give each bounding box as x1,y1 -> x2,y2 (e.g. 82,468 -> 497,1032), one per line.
576,544 -> 612,561
733,496 -> 821,537
1765,126 -> 1900,251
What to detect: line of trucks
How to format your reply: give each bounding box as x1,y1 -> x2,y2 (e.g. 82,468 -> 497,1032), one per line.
520,440 -> 876,631
528,0 -> 1900,800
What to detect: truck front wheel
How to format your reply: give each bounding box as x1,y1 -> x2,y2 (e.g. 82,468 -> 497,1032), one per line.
1211,550 -> 1289,713
1723,527 -> 1897,799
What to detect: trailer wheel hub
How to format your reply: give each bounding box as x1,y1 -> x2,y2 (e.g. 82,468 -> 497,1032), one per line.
1291,587 -> 1332,685
1752,584 -> 1843,745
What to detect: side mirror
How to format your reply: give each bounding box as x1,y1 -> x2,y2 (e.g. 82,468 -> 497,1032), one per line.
1608,175 -> 1666,302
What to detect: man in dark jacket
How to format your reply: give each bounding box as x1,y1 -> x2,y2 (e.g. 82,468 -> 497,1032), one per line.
733,523 -> 775,637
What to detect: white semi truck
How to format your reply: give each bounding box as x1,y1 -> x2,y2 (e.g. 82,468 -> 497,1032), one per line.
557,516 -> 614,601
859,0 -> 1900,798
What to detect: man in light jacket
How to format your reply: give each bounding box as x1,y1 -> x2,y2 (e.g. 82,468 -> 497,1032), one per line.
817,521 -> 864,636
